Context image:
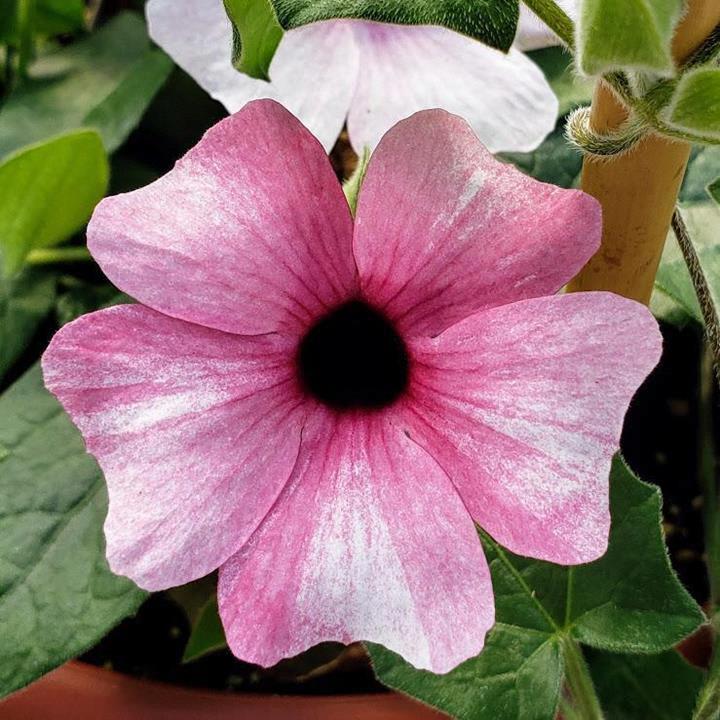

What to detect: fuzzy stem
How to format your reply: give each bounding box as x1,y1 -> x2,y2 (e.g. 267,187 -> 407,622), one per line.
672,211 -> 720,383
25,247 -> 93,265
698,346 -> 720,613
520,0 -> 575,49
561,637 -> 605,720
693,614 -> 720,720
16,0 -> 35,78
567,0 -> 720,304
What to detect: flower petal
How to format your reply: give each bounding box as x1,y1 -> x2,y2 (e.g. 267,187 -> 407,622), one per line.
404,292 -> 662,564
88,100 -> 357,336
347,22 -> 558,153
354,109 -> 601,338
146,0 -> 359,151
42,305 -> 306,590
515,0 -> 578,51
218,411 -> 493,673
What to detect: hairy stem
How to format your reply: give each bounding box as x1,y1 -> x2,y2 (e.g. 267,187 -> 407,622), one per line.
562,637 -> 605,720
672,210 -> 720,383
694,614 -> 720,720
699,345 -> 720,614
520,0 -> 575,49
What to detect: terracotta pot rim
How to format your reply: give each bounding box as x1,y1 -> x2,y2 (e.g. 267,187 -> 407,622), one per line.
1,659 -> 446,719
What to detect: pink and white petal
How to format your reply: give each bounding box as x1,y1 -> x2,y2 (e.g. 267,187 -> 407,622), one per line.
404,292 -> 662,565
147,0 -> 359,151
514,0 -> 578,51
347,22 -> 557,154
218,410 -> 493,673
89,100 -> 357,336
42,304 -> 307,591
354,109 -> 601,338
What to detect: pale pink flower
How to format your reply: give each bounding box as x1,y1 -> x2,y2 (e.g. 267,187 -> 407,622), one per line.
43,100 -> 660,673
145,0 -> 577,153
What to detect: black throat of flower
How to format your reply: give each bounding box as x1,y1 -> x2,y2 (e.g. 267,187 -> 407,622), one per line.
297,299 -> 410,410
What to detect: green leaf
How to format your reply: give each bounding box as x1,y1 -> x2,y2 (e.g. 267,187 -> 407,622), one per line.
0,364 -> 146,699
370,457 -> 703,719
0,0 -> 85,42
666,68 -> 720,141
0,130 -> 108,277
588,649 -> 703,719
370,628 -> 563,720
564,460 -> 703,652
0,268 -> 55,382
502,125 -> 582,188
681,146 -> 720,203
0,13 -> 173,159
268,0 -> 519,51
183,596 -> 227,663
529,47 -> 594,117
224,0 -> 283,81
578,0 -> 683,77
653,203 -> 720,326
709,177 -> 720,205
34,0 -> 85,37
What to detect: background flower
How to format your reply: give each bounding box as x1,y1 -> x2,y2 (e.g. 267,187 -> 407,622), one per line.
43,101 -> 660,674
146,0 -> 566,153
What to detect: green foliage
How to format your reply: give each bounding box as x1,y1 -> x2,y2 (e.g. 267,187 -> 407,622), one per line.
0,364 -> 146,699
588,649 -> 704,720
183,596 -> 227,663
654,204 -> 720,326
503,125 -> 582,188
0,269 -> 55,382
0,0 -> 85,42
682,146 -> 720,203
0,130 -> 108,277
0,13 -> 173,158
577,0 -> 683,77
224,0 -> 283,81
269,0 -> 519,50
529,47 -> 594,117
370,457 -> 703,720
666,68 -> 720,142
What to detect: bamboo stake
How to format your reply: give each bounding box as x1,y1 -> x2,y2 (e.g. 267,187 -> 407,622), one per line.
567,0 -> 720,304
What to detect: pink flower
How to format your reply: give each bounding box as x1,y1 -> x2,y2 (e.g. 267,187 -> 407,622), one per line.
145,0 -> 574,153
42,100 -> 660,673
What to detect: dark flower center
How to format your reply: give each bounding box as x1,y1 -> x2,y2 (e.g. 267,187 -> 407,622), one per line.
297,300 -> 410,410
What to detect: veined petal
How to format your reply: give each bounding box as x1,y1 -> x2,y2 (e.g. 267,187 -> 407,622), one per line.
404,292 -> 662,564
88,100 -> 358,336
42,305 -> 306,590
354,109 -> 601,338
218,410 -> 493,673
347,22 -> 558,154
147,0 -> 359,151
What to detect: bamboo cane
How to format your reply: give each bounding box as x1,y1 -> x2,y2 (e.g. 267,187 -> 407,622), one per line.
566,0 -> 720,304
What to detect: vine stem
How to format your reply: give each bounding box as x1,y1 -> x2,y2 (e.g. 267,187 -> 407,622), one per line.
561,636 -> 605,720
693,613 -> 720,720
520,0 -> 575,49
567,0 -> 720,304
16,0 -> 35,78
25,247 -> 93,265
672,211 -> 720,383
